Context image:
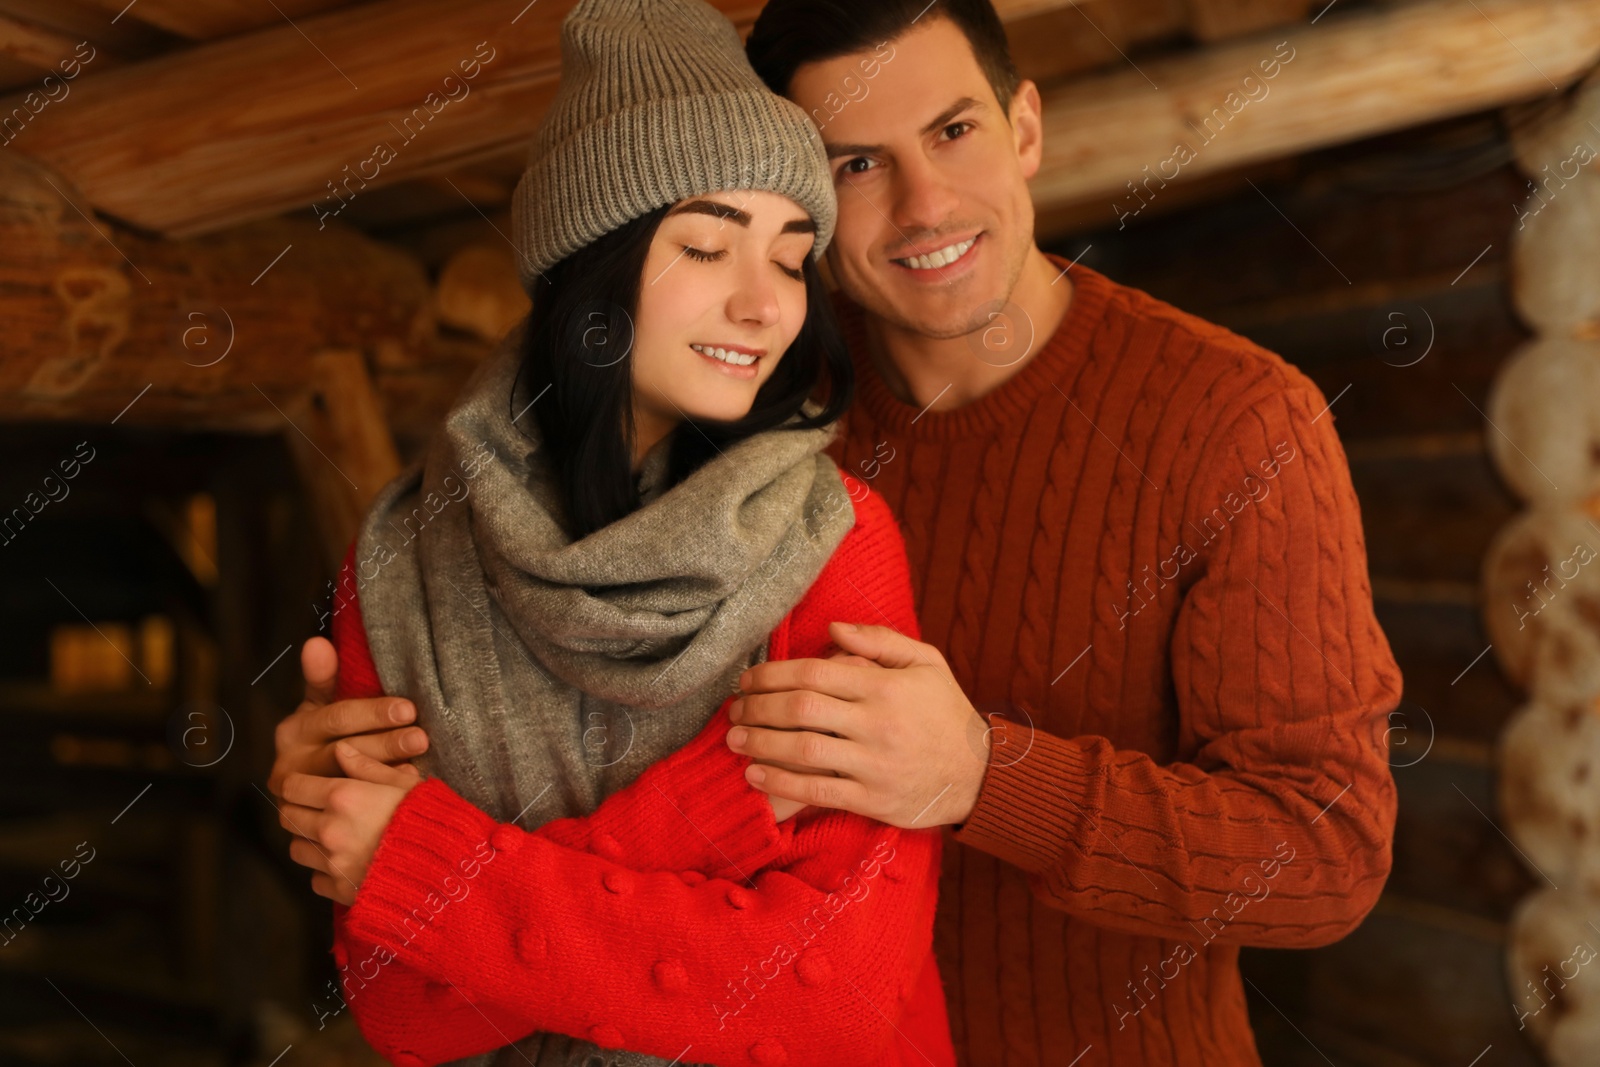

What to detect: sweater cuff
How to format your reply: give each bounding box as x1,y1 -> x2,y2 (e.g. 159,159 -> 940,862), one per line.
344,777 -> 497,953
651,706 -> 791,877
950,717 -> 1100,875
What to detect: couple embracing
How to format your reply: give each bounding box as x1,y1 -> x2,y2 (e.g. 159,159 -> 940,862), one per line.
268,0 -> 1404,1065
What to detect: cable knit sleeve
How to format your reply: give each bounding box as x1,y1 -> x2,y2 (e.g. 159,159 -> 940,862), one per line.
328,477 -> 947,1067
950,374 -> 1403,949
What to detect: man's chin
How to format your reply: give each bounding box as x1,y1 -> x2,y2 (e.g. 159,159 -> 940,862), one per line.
872,282 -> 1009,342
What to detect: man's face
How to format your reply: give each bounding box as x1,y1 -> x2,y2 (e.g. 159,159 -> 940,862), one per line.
787,16 -> 1042,341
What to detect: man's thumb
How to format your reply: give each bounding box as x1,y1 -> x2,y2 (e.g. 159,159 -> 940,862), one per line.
302,637 -> 339,706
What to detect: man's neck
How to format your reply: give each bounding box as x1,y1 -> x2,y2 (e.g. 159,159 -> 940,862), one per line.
865,246 -> 1074,412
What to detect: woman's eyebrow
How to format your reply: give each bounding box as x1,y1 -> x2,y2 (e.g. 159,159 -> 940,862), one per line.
666,198 -> 816,234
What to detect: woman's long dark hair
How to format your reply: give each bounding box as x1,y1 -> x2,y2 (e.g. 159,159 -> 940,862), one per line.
511,202 -> 854,540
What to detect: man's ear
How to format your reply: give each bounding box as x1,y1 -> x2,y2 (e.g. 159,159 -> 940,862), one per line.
1010,79 -> 1044,180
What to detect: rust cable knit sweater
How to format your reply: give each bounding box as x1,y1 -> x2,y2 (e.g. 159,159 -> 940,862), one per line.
823,258 -> 1403,1066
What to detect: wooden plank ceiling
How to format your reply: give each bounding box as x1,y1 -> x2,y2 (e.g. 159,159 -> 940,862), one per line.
0,0 -> 1597,241
0,0 -> 1341,237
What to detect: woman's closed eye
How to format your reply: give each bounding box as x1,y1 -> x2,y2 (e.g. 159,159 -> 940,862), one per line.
682,245 -> 805,281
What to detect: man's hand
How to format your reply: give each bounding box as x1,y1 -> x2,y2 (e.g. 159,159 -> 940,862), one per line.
267,637 -> 430,800
726,622 -> 993,829
279,743 -> 421,906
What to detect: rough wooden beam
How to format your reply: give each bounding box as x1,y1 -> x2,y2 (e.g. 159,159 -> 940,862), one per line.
0,0 -> 1084,238
1182,0 -> 1311,42
0,150 -> 439,431
280,349 -> 403,573
72,0 -> 356,41
0,13 -> 109,70
1032,0 -> 1600,237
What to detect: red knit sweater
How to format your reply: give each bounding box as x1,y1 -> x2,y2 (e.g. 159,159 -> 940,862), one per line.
824,259 -> 1404,1066
325,473 -> 955,1067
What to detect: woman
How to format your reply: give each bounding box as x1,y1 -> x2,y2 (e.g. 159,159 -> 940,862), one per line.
273,0 -> 953,1065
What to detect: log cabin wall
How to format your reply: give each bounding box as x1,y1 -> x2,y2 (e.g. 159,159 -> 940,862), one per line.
2,0 -> 1598,1064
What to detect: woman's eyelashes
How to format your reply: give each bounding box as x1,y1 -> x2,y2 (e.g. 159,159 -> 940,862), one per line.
681,244 -> 805,281
681,244 -> 724,264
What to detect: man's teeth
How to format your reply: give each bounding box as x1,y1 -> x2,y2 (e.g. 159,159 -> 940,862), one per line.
894,236 -> 976,270
691,344 -> 758,367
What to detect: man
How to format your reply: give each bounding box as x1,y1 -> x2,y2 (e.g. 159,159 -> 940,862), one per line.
272,1 -> 1403,1063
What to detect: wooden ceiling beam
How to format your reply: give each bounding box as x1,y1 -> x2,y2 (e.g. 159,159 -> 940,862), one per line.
1032,0 -> 1600,238
0,150 -> 449,432
0,0 -> 1084,238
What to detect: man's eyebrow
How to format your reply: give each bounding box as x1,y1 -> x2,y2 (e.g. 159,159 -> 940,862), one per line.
823,95 -> 986,159
666,198 -> 817,235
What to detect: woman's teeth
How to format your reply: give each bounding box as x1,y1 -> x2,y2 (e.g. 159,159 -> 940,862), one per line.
894,236 -> 977,270
691,344 -> 758,367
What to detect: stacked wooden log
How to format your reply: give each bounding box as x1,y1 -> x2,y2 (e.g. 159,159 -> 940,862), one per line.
1486,67 -> 1600,1060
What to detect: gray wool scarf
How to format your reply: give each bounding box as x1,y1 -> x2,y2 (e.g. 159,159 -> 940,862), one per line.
352,317 -> 855,1067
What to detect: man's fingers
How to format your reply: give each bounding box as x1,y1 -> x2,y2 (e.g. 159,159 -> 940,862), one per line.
334,741 -> 414,787
288,834 -> 334,875
737,656 -> 874,702
828,622 -> 935,671
746,762 -> 871,816
335,726 -> 429,766
277,802 -> 328,841
731,724 -> 863,778
314,697 -> 417,746
732,688 -> 859,738
301,636 -> 339,708
281,772 -> 338,810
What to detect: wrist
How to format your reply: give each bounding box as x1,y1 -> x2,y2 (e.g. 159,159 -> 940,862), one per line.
944,712 -> 993,827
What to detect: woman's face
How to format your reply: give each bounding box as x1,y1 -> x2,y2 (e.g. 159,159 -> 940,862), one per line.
630,190 -> 817,441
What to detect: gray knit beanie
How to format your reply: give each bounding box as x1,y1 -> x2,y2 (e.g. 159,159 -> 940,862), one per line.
510,0 -> 837,291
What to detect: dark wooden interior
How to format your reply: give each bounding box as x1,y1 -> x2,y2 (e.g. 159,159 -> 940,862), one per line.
2,0 -> 1596,1063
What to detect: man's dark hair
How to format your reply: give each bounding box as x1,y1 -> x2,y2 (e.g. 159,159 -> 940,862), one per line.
746,0 -> 1022,118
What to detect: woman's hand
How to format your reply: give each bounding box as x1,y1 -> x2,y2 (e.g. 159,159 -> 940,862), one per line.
767,789 -> 806,823
277,742 -> 421,906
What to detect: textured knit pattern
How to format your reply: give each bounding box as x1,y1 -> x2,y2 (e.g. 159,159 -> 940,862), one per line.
328,474 -> 956,1067
826,259 -> 1404,1067
509,0 -> 835,287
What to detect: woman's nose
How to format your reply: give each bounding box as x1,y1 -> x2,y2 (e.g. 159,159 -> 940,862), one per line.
727,266 -> 782,328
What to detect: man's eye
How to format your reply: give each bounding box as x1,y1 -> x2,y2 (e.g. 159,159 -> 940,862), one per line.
942,122 -> 971,141
840,157 -> 876,177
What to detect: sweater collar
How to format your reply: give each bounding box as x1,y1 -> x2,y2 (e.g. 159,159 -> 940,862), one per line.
834,254 -> 1113,440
